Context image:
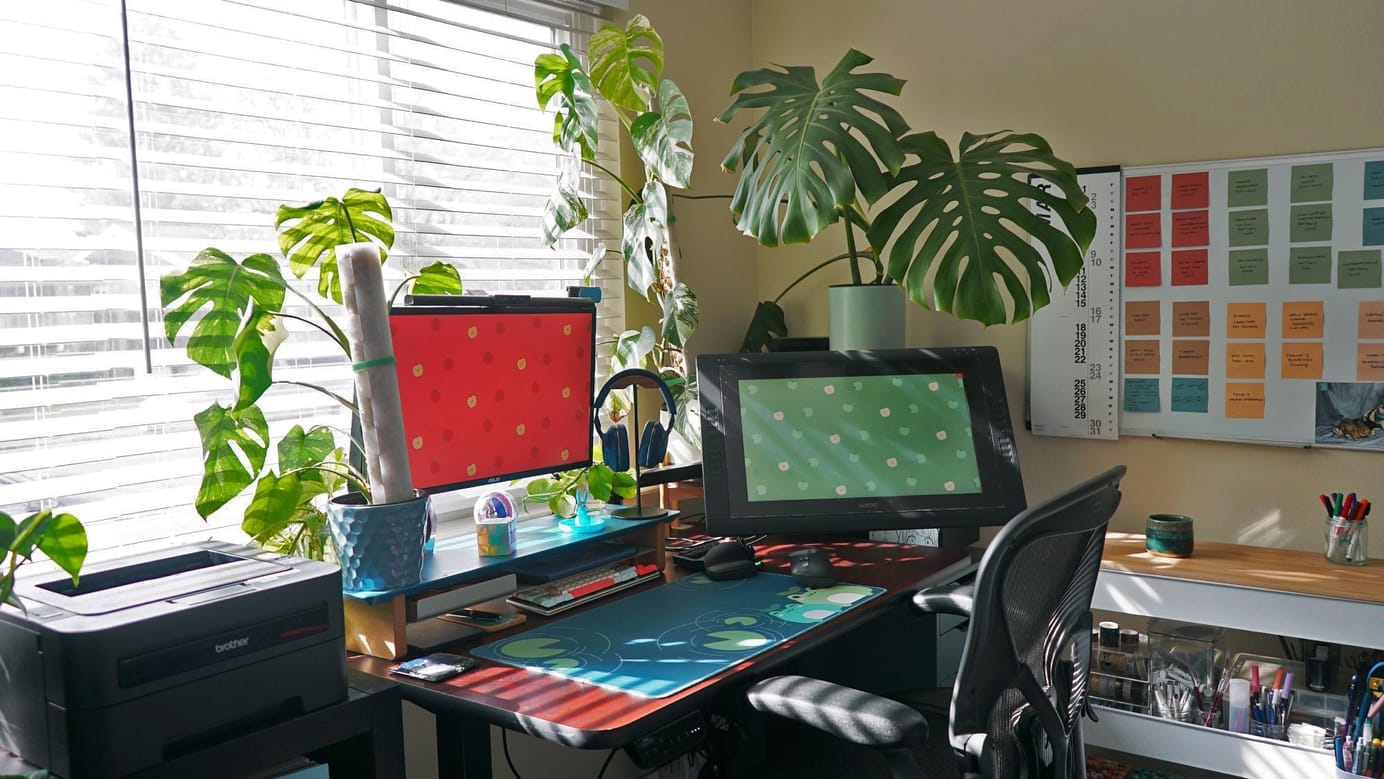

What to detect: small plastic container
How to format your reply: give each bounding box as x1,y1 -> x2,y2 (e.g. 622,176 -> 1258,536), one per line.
1251,719 -> 1285,740
1324,517 -> 1367,566
1227,678 -> 1251,733
1148,619 -> 1223,723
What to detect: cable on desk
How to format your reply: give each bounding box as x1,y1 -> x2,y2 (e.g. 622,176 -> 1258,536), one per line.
595,747 -> 617,778
501,728 -> 526,779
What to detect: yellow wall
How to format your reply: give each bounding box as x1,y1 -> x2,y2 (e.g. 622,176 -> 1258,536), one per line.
646,0 -> 1384,555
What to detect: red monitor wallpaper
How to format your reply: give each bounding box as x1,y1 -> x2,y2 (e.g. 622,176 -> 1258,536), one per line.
388,307 -> 596,493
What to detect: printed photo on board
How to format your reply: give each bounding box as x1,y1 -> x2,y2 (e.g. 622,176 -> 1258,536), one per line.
1314,382 -> 1384,450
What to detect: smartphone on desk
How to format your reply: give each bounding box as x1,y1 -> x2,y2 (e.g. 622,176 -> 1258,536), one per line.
439,608 -> 527,632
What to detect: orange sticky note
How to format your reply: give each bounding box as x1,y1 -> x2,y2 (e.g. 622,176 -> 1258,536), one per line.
1124,340 -> 1161,375
1361,300 -> 1384,339
1282,301 -> 1325,338
1171,171 -> 1210,210
1281,342 -> 1324,379
1226,342 -> 1266,379
1173,301 -> 1210,337
1172,340 -> 1209,375
1226,302 -> 1267,338
1125,175 -> 1161,212
1360,344 -> 1384,381
1172,210 -> 1210,247
1125,301 -> 1161,336
1225,383 -> 1266,419
1126,213 -> 1162,249
1125,252 -> 1162,287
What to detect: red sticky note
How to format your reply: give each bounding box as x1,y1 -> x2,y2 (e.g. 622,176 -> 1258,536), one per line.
1126,212 -> 1162,249
1172,210 -> 1209,247
1126,252 -> 1162,287
1172,249 -> 1208,286
1171,171 -> 1210,210
1125,175 -> 1161,212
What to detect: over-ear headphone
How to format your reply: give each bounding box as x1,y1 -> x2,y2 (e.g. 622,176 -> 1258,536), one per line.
592,368 -> 677,471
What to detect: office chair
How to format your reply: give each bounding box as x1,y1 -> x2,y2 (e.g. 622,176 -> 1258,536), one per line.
747,465 -> 1126,779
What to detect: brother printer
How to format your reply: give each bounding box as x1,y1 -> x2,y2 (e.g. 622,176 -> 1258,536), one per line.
0,541 -> 347,778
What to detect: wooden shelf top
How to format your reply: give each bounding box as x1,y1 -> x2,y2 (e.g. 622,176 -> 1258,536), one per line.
1101,532 -> 1384,606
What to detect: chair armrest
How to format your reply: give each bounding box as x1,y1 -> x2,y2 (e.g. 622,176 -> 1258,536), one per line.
746,675 -> 928,748
912,582 -> 974,617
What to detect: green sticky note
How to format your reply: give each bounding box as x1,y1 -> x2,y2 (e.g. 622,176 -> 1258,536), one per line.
1170,378 -> 1209,414
1364,207 -> 1384,246
1228,208 -> 1269,247
1290,163 -> 1333,203
1338,250 -> 1382,289
1290,204 -> 1333,243
1227,169 -> 1268,207
1365,161 -> 1384,200
1289,246 -> 1332,284
1123,378 -> 1160,413
1228,248 -> 1269,286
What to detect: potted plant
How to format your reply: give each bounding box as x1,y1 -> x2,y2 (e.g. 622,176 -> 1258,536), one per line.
1,509 -> 85,611
719,49 -> 1097,350
160,189 -> 463,567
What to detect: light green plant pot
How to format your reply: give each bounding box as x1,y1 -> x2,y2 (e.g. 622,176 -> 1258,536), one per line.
828,284 -> 905,350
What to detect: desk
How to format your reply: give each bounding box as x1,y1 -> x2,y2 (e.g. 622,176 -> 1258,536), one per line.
347,539 -> 970,778
1089,533 -> 1384,778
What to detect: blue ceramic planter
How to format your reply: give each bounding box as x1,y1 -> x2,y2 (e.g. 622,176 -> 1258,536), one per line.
327,490 -> 430,593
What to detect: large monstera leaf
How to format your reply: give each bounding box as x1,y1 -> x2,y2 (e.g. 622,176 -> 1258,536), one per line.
621,180 -> 668,298
160,249 -> 287,378
407,260 -> 465,297
232,302 -> 287,411
193,402 -> 270,518
630,79 -> 693,188
541,150 -> 589,248
535,44 -> 599,159
659,281 -> 698,349
275,188 -> 393,303
867,131 -> 1095,326
587,14 -> 663,113
717,49 -> 909,247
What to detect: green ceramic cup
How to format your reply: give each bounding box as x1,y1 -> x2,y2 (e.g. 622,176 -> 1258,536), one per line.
1145,514 -> 1195,557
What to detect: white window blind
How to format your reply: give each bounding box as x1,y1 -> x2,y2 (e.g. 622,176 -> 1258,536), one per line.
0,0 -> 623,559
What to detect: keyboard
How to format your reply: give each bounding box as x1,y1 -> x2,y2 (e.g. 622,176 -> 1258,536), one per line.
507,560 -> 662,616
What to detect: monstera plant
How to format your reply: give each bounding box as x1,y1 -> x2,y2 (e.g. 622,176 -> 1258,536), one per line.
720,49 -> 1097,350
160,189 -> 463,559
535,14 -> 701,449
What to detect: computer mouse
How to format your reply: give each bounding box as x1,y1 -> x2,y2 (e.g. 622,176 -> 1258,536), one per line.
702,540 -> 759,580
788,547 -> 837,588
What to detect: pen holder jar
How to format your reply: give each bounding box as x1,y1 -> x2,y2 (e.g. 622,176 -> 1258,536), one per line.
1148,619 -> 1223,723
1250,719 -> 1286,741
1324,516 -> 1367,566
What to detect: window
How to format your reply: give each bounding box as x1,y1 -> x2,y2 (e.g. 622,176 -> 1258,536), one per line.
0,0 -> 622,559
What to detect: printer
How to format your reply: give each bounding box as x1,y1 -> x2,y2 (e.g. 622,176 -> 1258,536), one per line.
0,541 -> 346,778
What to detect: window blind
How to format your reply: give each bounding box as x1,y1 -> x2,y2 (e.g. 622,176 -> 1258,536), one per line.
0,0 -> 623,559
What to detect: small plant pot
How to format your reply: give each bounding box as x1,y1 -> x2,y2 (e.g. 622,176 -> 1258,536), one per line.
327,490 -> 431,593
828,284 -> 905,350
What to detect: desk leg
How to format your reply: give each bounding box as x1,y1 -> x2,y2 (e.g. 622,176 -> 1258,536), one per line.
436,712 -> 492,779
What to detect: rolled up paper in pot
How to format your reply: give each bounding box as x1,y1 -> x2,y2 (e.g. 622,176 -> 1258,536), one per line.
338,242 -> 414,504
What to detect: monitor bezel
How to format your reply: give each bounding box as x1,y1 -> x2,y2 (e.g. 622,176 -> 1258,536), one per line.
698,347 -> 1025,536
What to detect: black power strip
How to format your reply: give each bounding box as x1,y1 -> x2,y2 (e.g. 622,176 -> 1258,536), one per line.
625,710 -> 708,769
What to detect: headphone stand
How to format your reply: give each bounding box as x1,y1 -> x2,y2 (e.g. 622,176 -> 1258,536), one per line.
611,388 -> 670,520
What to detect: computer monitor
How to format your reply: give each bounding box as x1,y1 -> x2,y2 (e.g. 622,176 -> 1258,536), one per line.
698,347 -> 1025,537
387,297 -> 597,493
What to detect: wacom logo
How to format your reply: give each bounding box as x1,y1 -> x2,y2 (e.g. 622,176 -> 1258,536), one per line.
214,636 -> 250,654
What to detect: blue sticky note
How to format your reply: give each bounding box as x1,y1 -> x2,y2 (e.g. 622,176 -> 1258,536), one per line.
1170,378 -> 1209,413
1365,161 -> 1384,201
1364,207 -> 1384,246
1123,378 -> 1160,413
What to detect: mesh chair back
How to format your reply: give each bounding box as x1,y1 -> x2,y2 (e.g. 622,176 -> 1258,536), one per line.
948,466 -> 1125,778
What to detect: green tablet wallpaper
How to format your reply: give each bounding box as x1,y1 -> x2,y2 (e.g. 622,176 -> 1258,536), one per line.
737,373 -> 981,502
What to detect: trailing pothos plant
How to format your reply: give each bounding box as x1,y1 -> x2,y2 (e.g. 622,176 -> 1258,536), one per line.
1,509 -> 85,612
719,49 -> 1097,351
160,189 -> 463,560
535,14 -> 701,447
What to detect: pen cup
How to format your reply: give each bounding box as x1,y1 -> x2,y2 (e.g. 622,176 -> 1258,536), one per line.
1250,719 -> 1285,741
1324,516 -> 1367,566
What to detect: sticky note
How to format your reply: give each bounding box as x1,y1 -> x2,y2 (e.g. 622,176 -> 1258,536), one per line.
1173,301 -> 1211,337
1125,300 -> 1161,336
1171,172 -> 1210,210
1228,168 -> 1268,207
1360,344 -> 1384,381
1225,383 -> 1266,419
1290,204 -> 1333,243
1365,160 -> 1384,200
1124,340 -> 1161,375
1171,249 -> 1208,286
1338,250 -> 1383,289
1228,249 -> 1269,286
1124,378 -> 1160,413
1170,377 -> 1209,413
1172,210 -> 1209,247
1125,252 -> 1162,287
1282,301 -> 1324,338
1363,207 -> 1384,246
1226,302 -> 1267,338
1228,209 -> 1269,247
1289,246 -> 1332,284
1226,342 -> 1267,379
1281,343 -> 1324,380
1126,213 -> 1162,249
1361,300 -> 1384,339
1125,175 -> 1161,212
1172,339 -> 1209,375
1290,163 -> 1333,203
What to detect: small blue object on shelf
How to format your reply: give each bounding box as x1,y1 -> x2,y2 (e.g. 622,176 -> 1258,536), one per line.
558,489 -> 606,534
475,491 -> 518,556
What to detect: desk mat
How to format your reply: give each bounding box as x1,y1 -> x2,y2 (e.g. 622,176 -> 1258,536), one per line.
470,572 -> 884,698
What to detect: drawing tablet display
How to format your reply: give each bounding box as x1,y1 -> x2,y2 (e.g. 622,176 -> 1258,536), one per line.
470,573 -> 884,698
